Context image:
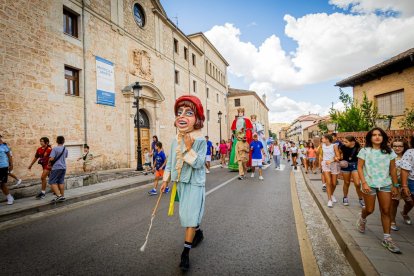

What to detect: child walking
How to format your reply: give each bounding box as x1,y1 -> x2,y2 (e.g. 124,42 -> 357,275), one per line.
321,134 -> 340,207
148,142 -> 167,195
356,128 -> 400,254
250,133 -> 265,180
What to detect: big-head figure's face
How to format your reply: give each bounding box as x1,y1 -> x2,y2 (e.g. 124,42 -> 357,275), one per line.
175,106 -> 196,133
238,110 -> 244,117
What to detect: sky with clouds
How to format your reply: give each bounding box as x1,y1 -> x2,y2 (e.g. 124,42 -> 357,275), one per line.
160,0 -> 414,123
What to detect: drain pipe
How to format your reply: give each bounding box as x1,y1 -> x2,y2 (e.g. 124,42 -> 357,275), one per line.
82,0 -> 88,144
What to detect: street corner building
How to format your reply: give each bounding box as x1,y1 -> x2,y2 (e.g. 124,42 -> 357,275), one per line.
0,0 -> 230,178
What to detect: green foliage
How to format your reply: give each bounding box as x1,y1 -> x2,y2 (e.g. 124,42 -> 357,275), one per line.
329,90 -> 378,132
268,129 -> 277,140
400,105 -> 414,129
318,121 -> 328,133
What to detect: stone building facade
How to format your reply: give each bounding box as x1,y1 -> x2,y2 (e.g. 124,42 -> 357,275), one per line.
336,48 -> 414,130
227,88 -> 269,137
0,0 -> 228,179
286,114 -> 321,143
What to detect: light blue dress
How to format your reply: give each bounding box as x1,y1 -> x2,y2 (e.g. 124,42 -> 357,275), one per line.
164,135 -> 207,227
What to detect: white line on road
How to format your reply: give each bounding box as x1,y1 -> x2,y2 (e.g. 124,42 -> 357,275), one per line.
206,176 -> 239,196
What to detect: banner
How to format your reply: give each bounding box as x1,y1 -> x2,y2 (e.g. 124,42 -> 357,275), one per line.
96,56 -> 115,106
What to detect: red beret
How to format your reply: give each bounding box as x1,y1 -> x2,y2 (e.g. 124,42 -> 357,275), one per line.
174,95 -> 205,122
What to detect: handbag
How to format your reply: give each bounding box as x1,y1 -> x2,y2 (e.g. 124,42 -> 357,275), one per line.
339,146 -> 358,169
37,147 -> 50,165
50,147 -> 66,166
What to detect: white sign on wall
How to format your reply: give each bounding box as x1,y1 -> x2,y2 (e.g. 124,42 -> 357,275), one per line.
96,56 -> 115,106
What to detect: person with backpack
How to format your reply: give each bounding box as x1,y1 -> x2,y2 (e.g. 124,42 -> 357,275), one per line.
28,137 -> 52,199
48,136 -> 68,203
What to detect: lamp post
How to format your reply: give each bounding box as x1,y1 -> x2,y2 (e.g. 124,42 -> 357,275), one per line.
217,111 -> 222,142
133,82 -> 143,171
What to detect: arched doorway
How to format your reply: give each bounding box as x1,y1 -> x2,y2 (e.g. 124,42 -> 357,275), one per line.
134,109 -> 151,161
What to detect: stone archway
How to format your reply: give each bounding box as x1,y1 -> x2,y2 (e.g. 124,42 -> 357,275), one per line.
122,82 -> 164,168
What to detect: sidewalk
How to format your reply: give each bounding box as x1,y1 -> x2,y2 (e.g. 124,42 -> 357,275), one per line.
303,170 -> 414,276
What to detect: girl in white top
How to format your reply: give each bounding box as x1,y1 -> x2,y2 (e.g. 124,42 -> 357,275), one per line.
273,141 -> 281,169
290,142 -> 299,170
321,134 -> 340,208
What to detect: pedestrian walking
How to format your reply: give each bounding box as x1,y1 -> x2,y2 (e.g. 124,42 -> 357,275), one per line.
0,134 -> 14,205
321,134 -> 340,208
148,142 -> 168,195
317,139 -> 327,192
390,139 -> 412,231
398,136 -> 414,226
160,95 -> 207,271
299,143 -> 307,168
214,142 -> 220,161
250,133 -> 265,180
290,142 -> 298,170
339,136 -> 365,207
77,144 -> 94,172
28,137 -> 52,199
273,141 -> 281,170
219,140 -> 228,168
150,135 -> 158,168
48,136 -> 68,203
356,128 -> 401,254
143,148 -> 153,175
205,136 -> 213,174
306,142 -> 317,174
235,135 -> 249,179
2,142 -> 22,187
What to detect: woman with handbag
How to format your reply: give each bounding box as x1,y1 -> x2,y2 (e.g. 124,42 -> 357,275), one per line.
339,136 -> 365,207
28,137 -> 52,199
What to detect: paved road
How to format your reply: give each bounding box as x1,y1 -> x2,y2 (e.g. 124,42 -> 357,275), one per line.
0,163 -> 304,275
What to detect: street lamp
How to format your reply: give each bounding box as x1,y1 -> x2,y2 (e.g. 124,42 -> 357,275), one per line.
133,82 -> 143,171
217,111 -> 222,142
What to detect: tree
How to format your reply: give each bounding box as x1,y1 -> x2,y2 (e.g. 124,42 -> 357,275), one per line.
400,105 -> 414,130
318,121 -> 328,133
329,90 -> 378,132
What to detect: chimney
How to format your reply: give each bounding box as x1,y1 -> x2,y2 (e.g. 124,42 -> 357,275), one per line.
262,94 -> 266,104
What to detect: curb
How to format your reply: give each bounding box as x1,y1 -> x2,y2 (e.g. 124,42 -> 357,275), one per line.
0,178 -> 150,223
299,169 -> 379,276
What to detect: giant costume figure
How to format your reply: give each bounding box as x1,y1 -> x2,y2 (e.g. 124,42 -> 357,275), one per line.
160,95 -> 206,271
251,115 -> 270,164
228,108 -> 253,171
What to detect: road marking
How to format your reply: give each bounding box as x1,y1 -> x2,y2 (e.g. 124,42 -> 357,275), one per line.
290,171 -> 321,276
206,176 -> 239,196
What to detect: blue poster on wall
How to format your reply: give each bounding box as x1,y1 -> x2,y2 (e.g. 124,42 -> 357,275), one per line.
96,56 -> 115,106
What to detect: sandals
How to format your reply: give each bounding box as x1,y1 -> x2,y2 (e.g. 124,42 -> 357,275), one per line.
401,211 -> 412,225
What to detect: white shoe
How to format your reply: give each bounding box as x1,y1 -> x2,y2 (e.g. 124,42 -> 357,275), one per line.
251,173 -> 255,178
331,195 -> 337,203
7,195 -> 14,205
259,176 -> 264,180
327,200 -> 333,208
206,170 -> 210,174
16,179 -> 22,186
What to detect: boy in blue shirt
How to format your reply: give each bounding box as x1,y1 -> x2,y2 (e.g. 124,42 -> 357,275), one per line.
250,134 -> 265,180
148,142 -> 168,195
205,136 -> 213,173
0,134 -> 14,205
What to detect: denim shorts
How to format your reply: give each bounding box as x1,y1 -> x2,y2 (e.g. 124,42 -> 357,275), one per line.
408,179 -> 414,193
362,184 -> 391,195
308,158 -> 316,162
341,162 -> 357,173
48,169 -> 66,185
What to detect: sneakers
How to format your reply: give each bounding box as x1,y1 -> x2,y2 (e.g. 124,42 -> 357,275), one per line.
179,253 -> 190,271
15,179 -> 22,187
148,188 -> 157,196
294,166 -> 297,170
401,211 -> 412,225
7,194 -> 14,205
238,175 -> 244,180
192,230 -> 204,248
356,215 -> 366,233
359,198 -> 366,208
322,184 -> 326,192
382,238 -> 401,254
327,200 -> 333,208
390,223 -> 399,231
206,169 -> 210,174
331,195 -> 337,203
51,195 -> 65,203
164,187 -> 170,194
343,197 -> 349,206
250,173 -> 255,178
259,176 -> 264,180
35,192 -> 46,200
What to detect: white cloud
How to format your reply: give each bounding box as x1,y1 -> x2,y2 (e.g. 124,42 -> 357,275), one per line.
247,21 -> 258,27
330,0 -> 414,17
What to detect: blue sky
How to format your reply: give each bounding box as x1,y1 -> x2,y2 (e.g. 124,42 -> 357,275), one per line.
160,0 -> 413,122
